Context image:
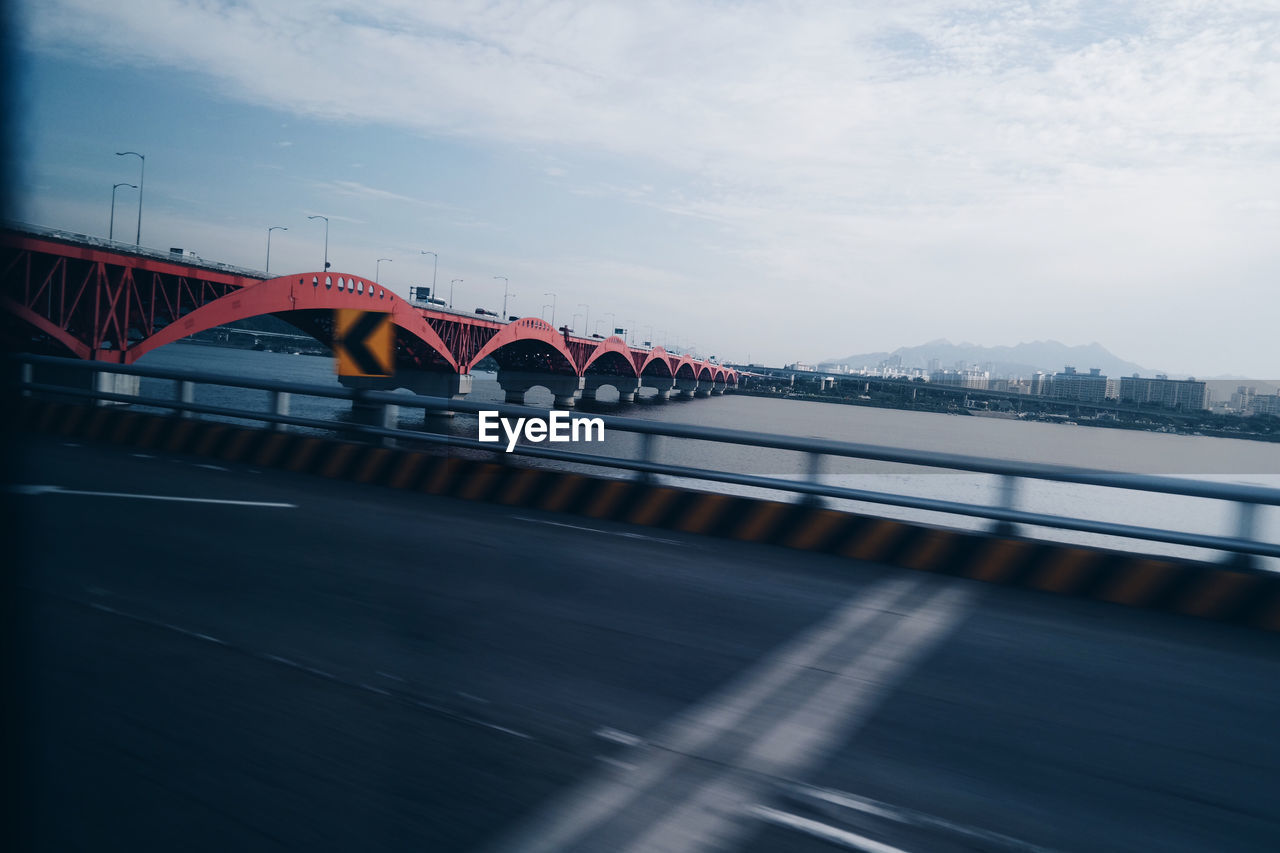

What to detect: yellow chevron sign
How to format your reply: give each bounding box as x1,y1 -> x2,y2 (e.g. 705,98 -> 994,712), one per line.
334,309 -> 394,377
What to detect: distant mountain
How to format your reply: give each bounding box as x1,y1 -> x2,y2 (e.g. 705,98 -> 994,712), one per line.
822,339 -> 1154,379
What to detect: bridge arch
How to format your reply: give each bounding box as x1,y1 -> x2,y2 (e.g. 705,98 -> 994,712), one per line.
126,273 -> 460,370
466,317 -> 577,374
674,356 -> 699,380
583,336 -> 639,377
639,347 -> 675,377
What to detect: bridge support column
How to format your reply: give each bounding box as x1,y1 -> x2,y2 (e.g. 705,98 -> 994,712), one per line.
674,377 -> 698,400
496,370 -> 584,408
693,380 -> 712,399
711,381 -> 727,396
340,370 -> 473,422
583,375 -> 641,404
640,376 -> 675,402
32,362 -> 140,406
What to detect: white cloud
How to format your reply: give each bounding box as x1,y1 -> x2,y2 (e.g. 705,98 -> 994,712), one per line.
16,0 -> 1280,372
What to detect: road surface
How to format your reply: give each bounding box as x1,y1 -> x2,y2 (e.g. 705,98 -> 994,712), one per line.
8,436 -> 1279,851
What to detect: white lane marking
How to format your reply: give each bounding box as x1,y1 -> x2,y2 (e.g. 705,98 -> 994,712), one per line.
486,578 -> 919,853
595,727 -> 643,747
620,584 -> 973,853
193,463 -> 228,471
10,484 -> 295,508
511,516 -> 686,546
85,599 -> 533,741
596,755 -> 638,772
751,806 -> 912,853
789,784 -> 1061,853
131,452 -> 155,459
377,671 -> 405,682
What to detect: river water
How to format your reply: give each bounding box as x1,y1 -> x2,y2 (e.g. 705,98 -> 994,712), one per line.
135,343 -> 1280,568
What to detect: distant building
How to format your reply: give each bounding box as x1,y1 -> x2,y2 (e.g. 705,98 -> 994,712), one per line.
1118,374 -> 1208,411
1230,386 -> 1256,413
1051,367 -> 1108,403
930,368 -> 989,390
1029,371 -> 1050,396
786,362 -> 816,372
1252,394 -> 1280,417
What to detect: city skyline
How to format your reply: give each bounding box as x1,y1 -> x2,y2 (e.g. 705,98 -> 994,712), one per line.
10,1 -> 1280,375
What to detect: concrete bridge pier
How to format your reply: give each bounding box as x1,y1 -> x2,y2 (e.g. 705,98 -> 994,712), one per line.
340,370 -> 473,423
640,376 -> 675,402
583,375 -> 641,404
33,362 -> 140,406
711,380 -> 727,396
497,370 -> 584,408
694,380 -> 713,398
674,376 -> 699,400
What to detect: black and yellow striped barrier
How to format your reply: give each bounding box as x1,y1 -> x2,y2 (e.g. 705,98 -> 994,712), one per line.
17,399 -> 1280,632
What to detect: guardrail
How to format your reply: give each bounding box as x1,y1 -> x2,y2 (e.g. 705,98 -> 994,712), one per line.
11,352 -> 1280,565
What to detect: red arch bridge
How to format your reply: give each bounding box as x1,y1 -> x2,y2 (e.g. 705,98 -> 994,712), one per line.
1,224 -> 737,409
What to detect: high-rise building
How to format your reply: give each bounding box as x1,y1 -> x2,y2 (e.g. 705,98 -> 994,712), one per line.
929,368 -> 989,389
1118,374 -> 1208,411
1252,394 -> 1280,416
1052,367 -> 1108,403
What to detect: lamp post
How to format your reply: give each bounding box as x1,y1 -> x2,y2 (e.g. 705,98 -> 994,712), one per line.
494,276 -> 509,318
450,279 -> 463,309
657,329 -> 667,348
543,292 -> 556,326
602,312 -> 615,337
571,313 -> 583,332
578,303 -> 590,336
306,215 -> 329,271
109,182 -> 136,241
265,226 -> 287,274
376,257 -> 392,284
643,325 -> 653,347
421,251 -> 437,297
115,151 -> 144,245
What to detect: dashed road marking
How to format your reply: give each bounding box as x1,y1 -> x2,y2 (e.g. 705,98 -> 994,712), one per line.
511,515 -> 687,546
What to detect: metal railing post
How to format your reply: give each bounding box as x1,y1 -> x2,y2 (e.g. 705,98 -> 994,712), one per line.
635,431 -> 657,483
1226,502 -> 1259,571
990,474 -> 1018,536
177,380 -> 196,418
801,451 -> 824,506
19,362 -> 32,398
270,390 -> 291,433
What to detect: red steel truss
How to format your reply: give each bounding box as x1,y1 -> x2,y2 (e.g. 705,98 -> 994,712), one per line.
1,226 -> 736,384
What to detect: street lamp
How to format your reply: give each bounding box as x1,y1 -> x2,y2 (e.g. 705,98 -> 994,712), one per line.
109,182 -> 136,242
265,226 -> 287,274
571,313 -> 583,332
643,325 -> 653,347
376,257 -> 392,284
450,279 -> 463,309
306,215 -> 330,271
543,292 -> 556,326
603,312 -> 615,336
115,151 -> 144,246
578,303 -> 590,336
494,276 -> 509,318
421,251 -> 438,297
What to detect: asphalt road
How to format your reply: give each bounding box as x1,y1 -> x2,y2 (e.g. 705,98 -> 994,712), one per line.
7,436 -> 1279,852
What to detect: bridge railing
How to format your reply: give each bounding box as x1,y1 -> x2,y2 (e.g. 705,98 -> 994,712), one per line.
1,220 -> 269,280
11,352 -> 1280,565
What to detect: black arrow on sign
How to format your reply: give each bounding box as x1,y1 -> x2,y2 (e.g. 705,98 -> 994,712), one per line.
342,311 -> 389,375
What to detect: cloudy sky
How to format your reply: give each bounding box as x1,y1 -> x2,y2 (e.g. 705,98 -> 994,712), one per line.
10,1 -> 1280,374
